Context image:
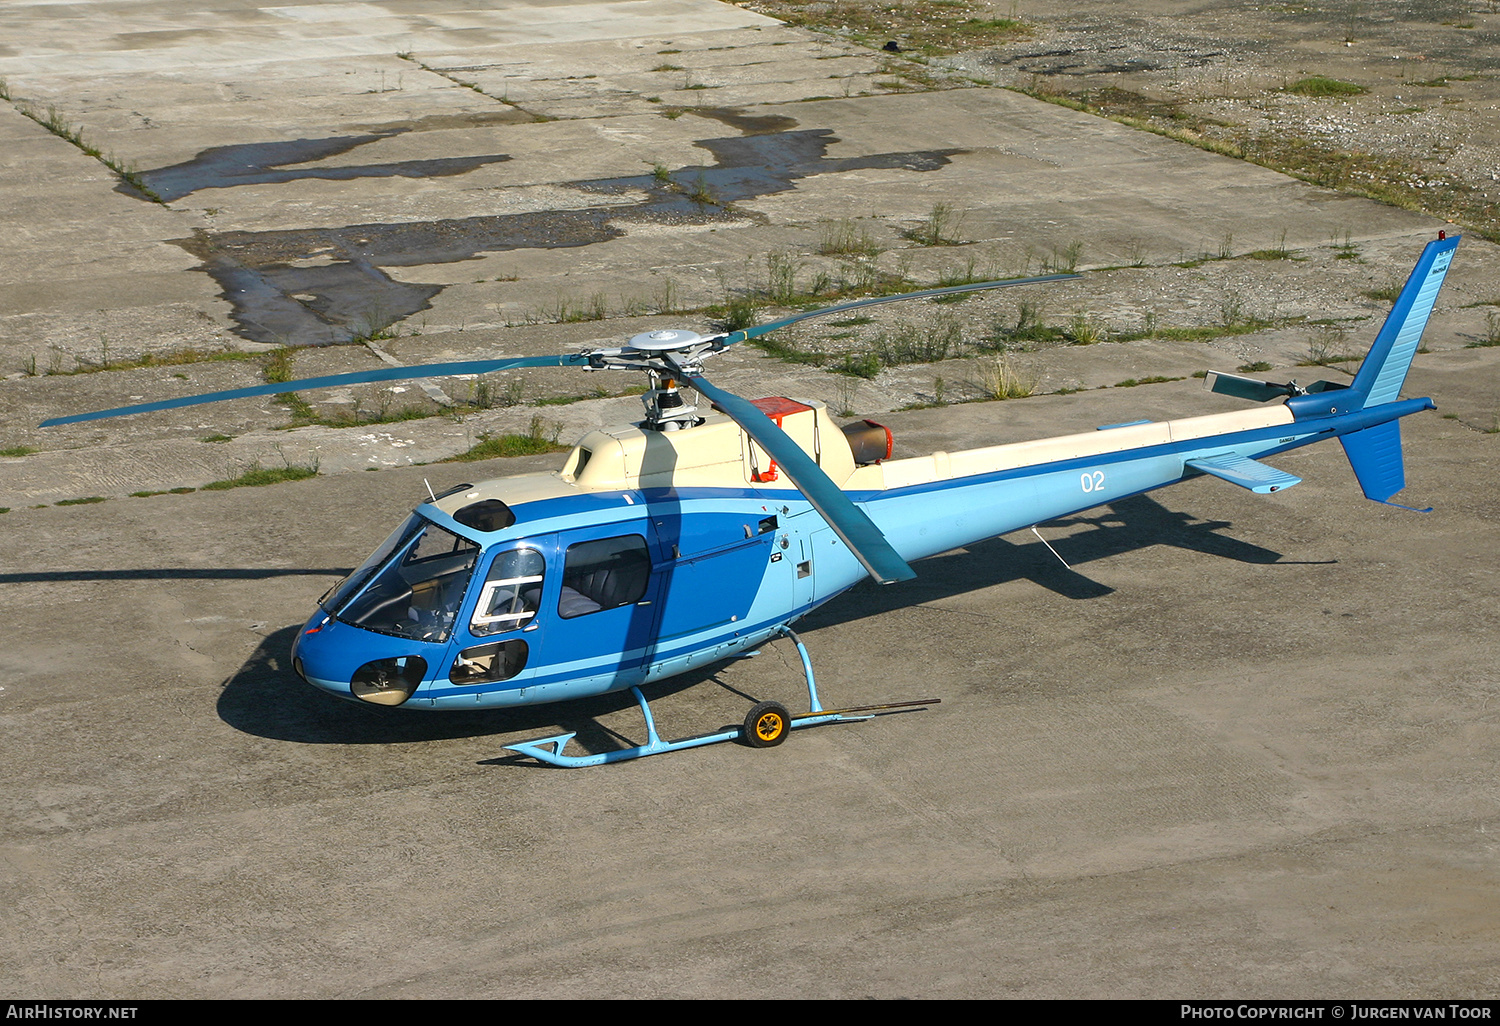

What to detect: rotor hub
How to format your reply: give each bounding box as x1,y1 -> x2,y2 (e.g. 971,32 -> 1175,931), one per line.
628,329 -> 707,352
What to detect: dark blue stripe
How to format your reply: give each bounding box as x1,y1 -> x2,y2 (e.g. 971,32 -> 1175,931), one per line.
422,603 -> 822,699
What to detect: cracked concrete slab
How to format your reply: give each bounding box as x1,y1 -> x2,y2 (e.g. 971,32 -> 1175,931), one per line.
1,0 -> 1498,998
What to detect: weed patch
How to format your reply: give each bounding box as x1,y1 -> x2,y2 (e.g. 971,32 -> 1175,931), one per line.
904,202 -> 966,246
753,333 -> 831,368
201,464 -> 318,490
1300,324 -> 1362,365
1114,376 -> 1183,387
1467,311 -> 1500,348
835,353 -> 883,379
716,295 -> 759,332
42,347 -> 258,377
262,347 -> 295,383
1362,277 -> 1404,302
970,356 -> 1036,399
1065,310 -> 1108,345
11,101 -> 163,202
987,299 -> 1065,349
444,416 -> 568,461
818,218 -> 882,258
131,487 -> 198,497
1285,76 -> 1367,98
871,316 -> 962,365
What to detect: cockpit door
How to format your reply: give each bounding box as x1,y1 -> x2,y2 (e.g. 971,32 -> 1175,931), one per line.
429,537 -> 553,707
433,525 -> 660,705
528,524 -> 659,700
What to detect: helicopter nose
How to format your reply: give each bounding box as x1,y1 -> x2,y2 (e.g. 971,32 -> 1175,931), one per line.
291,615 -> 354,700
291,612 -> 434,707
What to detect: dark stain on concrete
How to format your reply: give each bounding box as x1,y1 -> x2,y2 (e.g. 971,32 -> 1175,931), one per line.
173,115 -> 963,345
684,106 -> 800,136
133,131 -> 512,203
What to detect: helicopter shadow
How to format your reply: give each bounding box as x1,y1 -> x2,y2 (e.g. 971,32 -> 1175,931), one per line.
0,567 -> 350,584
215,494 -> 1330,748
798,492 -> 1331,628
215,624 -> 716,747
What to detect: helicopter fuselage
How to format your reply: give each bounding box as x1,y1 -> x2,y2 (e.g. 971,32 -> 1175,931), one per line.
289,390 -> 1426,712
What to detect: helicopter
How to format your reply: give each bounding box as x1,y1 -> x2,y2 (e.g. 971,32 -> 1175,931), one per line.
41,234 -> 1458,766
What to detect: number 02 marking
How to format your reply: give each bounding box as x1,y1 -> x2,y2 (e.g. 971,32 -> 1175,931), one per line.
1080,470 -> 1105,493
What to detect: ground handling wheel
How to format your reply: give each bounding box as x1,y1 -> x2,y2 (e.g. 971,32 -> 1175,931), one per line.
743,701 -> 791,748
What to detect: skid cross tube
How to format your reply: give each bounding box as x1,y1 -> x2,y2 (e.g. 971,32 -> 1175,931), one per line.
501,629 -> 937,767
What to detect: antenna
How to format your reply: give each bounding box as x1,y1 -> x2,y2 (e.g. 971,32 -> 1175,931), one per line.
424,478 -> 437,502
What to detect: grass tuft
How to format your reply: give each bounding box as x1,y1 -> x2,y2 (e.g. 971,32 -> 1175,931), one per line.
1467,311 -> 1500,348
262,347 -> 295,384
1285,76 -> 1368,98
1300,324 -> 1361,366
201,464 -> 318,490
904,202 -> 966,246
1114,375 -> 1182,388
444,416 -> 568,462
970,356 -> 1036,399
131,487 -> 197,497
817,218 -> 882,257
1362,277 -> 1404,303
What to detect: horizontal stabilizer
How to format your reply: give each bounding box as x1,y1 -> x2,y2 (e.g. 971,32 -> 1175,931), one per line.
1186,452 -> 1302,494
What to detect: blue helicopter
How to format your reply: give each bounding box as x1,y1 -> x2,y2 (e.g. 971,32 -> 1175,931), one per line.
42,235 -> 1457,766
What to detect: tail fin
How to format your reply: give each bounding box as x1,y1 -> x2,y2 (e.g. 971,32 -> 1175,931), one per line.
1349,233 -> 1459,408
1330,234 -> 1456,510
1339,420 -> 1429,509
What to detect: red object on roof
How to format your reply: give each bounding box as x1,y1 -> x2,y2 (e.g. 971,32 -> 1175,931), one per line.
749,396 -> 812,420
741,397 -> 812,482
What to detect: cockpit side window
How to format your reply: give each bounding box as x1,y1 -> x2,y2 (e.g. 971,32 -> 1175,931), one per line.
558,535 -> 650,619
470,547 -> 546,636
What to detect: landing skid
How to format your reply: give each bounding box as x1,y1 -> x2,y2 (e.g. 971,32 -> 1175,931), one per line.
503,626 -> 938,768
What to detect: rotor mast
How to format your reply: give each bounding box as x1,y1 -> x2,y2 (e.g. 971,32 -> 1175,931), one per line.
587,329 -> 731,432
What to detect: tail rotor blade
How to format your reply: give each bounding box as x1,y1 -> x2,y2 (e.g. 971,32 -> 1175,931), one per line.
39,354 -> 589,427
1205,370 -> 1295,403
684,372 -> 915,585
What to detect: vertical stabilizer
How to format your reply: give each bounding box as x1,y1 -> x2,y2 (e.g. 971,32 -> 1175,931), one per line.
1339,420 -> 1409,504
1350,234 -> 1459,407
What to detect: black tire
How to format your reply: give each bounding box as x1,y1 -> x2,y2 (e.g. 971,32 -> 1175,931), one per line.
744,701 -> 791,748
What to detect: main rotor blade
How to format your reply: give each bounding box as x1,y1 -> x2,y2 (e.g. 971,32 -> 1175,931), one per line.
723,273 -> 1081,344
1204,370 -> 1294,403
39,354 -> 589,427
684,372 -> 916,586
